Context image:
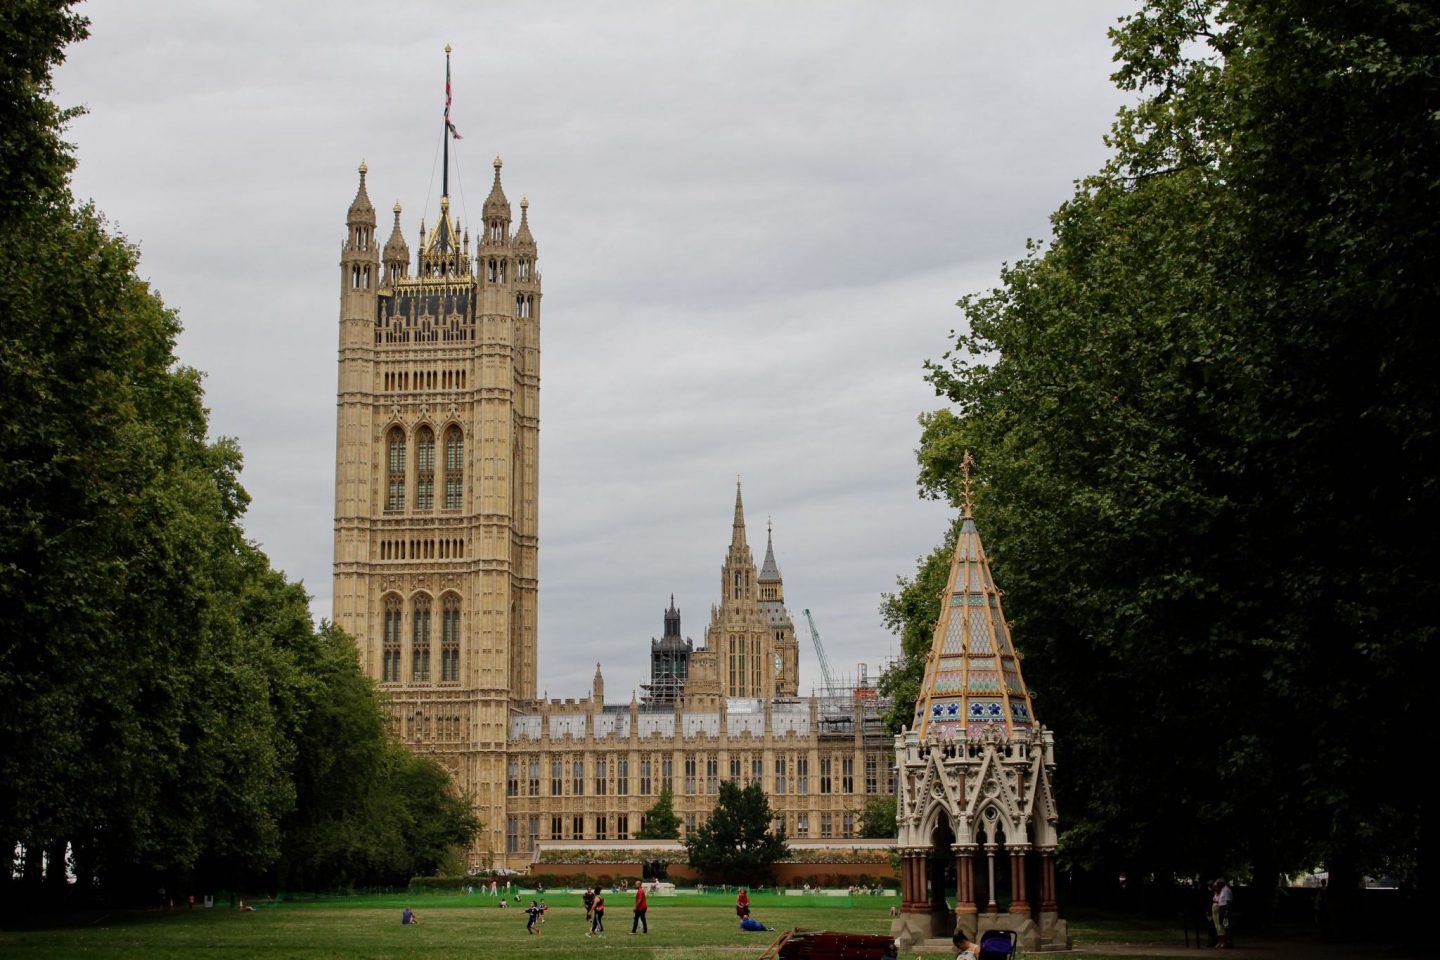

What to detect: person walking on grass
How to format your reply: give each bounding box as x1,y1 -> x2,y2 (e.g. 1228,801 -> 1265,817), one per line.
587,887 -> 605,936
631,882 -> 648,934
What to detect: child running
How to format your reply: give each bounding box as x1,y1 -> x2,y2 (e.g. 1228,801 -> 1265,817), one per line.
525,900 -> 544,935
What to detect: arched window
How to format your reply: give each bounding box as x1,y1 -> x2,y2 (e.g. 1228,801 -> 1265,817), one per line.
412,595 -> 432,682
444,426 -> 464,510
415,426 -> 435,511
441,594 -> 461,682
382,595 -> 402,683
386,427 -> 406,512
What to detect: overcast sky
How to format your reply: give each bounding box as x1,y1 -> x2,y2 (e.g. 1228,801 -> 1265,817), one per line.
54,1 -> 1137,700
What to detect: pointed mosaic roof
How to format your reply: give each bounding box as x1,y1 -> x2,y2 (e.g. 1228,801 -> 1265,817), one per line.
913,452 -> 1038,741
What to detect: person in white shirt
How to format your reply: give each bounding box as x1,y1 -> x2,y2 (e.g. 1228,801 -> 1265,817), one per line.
1211,878 -> 1233,948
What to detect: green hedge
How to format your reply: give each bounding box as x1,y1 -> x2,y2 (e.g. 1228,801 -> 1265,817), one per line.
533,846 -> 892,866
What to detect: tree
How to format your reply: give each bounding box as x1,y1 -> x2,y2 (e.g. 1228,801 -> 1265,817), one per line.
635,786 -> 681,841
903,0 -> 1432,907
0,3 -> 482,906
0,0 -> 86,213
684,781 -> 788,885
856,796 -> 897,840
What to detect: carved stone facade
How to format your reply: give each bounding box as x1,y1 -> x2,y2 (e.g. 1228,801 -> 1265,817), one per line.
333,158 -> 540,860
499,486 -> 891,868
334,155 -> 891,873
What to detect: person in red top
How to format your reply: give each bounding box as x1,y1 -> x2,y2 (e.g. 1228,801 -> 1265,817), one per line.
587,887 -> 605,937
631,882 -> 648,934
736,888 -> 750,918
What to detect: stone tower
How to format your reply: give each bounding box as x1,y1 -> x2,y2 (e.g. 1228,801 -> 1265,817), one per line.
332,144 -> 541,859
757,520 -> 800,697
641,596 -> 693,706
685,482 -> 799,704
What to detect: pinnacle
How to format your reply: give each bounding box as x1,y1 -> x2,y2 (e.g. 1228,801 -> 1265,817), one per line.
347,160 -> 376,224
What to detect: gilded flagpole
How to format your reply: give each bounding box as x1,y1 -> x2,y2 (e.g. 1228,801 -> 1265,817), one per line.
442,44 -> 452,203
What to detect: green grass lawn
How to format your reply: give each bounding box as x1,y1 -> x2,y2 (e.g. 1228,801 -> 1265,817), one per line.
0,892 -> 899,960
0,891 -> 1324,960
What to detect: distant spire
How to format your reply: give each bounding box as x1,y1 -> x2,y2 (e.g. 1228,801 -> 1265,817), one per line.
663,596 -> 682,640
759,517 -> 781,582
731,478 -> 748,550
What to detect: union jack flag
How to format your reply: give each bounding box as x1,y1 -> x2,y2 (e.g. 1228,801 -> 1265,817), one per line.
445,55 -> 462,140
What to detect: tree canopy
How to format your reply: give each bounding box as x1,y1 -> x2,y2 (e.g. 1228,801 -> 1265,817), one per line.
635,786 -> 682,841
0,1 -> 478,910
888,0 -> 1433,904
856,796 -> 897,840
684,781 -> 789,885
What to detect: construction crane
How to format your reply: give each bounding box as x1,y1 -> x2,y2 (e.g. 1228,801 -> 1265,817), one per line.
802,609 -> 838,696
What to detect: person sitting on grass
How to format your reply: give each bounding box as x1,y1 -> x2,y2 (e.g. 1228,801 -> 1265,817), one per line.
952,933 -> 978,960
402,906 -> 419,925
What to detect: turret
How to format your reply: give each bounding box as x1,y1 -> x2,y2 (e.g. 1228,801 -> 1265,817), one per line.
382,201 -> 410,287
482,155 -> 512,245
592,662 -> 605,707
341,161 -> 378,296
513,195 -> 539,292
479,156 -> 512,288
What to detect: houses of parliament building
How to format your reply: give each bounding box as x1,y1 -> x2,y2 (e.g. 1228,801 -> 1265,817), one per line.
333,157 -> 892,869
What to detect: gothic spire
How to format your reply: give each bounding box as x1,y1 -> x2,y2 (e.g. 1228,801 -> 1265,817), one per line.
758,517 -> 781,582
731,478 -> 747,550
